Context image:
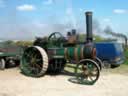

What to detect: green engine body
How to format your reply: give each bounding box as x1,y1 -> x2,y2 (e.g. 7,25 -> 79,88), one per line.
47,45 -> 95,61
20,12 -> 100,84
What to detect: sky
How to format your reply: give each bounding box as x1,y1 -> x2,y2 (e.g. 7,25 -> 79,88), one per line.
0,0 -> 128,40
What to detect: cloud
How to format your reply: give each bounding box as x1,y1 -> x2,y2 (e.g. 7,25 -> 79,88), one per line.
0,23 -> 36,40
113,9 -> 127,14
43,0 -> 54,5
66,7 -> 72,15
65,7 -> 77,28
79,8 -> 84,12
103,18 -> 111,22
0,21 -> 75,40
33,21 -> 72,36
16,4 -> 36,11
102,18 -> 113,28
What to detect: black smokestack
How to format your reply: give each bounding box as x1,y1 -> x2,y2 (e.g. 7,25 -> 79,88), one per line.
72,29 -> 76,35
86,11 -> 93,42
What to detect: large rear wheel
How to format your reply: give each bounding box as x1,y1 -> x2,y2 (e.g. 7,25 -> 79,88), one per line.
20,46 -> 48,77
0,58 -> 5,70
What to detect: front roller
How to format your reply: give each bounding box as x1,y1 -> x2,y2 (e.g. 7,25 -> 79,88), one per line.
75,59 -> 100,84
20,46 -> 48,77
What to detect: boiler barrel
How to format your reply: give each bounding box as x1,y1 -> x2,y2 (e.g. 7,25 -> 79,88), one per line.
47,46 -> 96,61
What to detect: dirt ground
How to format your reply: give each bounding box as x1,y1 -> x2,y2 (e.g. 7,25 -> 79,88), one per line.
0,65 -> 128,96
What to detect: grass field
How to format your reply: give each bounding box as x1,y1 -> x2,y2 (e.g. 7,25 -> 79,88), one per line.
124,49 -> 128,65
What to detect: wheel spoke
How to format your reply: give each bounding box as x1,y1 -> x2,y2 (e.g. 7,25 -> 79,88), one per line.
36,59 -> 42,62
75,59 -> 100,84
54,34 -> 56,39
88,75 -> 93,81
35,64 -> 42,69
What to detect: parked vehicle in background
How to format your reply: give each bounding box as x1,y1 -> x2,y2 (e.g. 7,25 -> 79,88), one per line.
0,41 -> 24,70
95,42 -> 125,68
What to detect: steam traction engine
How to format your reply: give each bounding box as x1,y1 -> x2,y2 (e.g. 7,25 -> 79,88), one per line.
20,12 -> 101,84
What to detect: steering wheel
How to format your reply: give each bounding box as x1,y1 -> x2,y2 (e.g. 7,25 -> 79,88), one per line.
48,32 -> 64,46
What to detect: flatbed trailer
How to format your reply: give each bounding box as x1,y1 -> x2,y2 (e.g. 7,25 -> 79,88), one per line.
0,42 -> 24,69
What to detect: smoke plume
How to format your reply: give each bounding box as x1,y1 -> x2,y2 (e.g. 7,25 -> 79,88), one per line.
104,25 -> 127,47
